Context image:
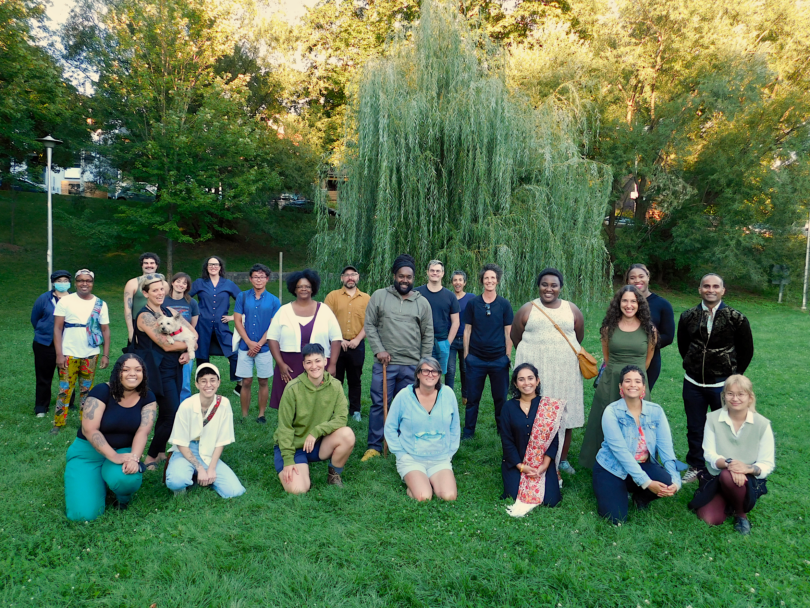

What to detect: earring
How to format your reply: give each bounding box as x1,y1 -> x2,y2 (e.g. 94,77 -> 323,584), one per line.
641,388 -> 646,399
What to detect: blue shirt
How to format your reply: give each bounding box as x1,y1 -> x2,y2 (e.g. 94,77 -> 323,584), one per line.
31,291 -> 69,346
189,277 -> 241,358
163,296 -> 200,324
596,399 -> 682,490
455,292 -> 475,337
463,294 -> 514,361
384,385 -> 460,461
234,288 -> 281,352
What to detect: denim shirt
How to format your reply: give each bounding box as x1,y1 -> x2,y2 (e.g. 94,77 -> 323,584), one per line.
384,385 -> 460,460
596,399 -> 682,490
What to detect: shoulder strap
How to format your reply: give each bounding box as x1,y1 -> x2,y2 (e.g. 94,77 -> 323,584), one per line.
203,395 -> 222,427
531,301 -> 579,356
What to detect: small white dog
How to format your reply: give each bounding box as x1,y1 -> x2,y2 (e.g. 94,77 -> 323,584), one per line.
157,310 -> 197,359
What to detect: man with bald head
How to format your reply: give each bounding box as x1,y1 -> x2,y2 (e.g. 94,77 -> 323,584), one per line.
677,273 -> 754,483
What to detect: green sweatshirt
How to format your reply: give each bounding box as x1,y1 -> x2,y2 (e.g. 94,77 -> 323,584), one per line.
273,372 -> 348,467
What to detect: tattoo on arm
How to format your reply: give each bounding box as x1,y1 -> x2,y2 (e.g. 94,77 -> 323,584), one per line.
83,397 -> 102,420
139,313 -> 172,347
90,431 -> 109,451
125,296 -> 133,320
186,452 -> 202,468
139,404 -> 157,428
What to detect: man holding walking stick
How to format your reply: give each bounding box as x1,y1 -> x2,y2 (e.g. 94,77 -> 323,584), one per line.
361,254 -> 434,461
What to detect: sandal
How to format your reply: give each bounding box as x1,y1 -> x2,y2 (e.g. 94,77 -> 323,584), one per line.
144,462 -> 160,471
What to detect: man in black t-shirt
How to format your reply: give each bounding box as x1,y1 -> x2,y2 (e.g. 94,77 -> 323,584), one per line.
462,263 -> 513,438
416,260 -> 460,377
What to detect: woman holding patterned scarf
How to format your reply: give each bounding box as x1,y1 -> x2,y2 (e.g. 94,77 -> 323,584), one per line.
502,363 -> 565,517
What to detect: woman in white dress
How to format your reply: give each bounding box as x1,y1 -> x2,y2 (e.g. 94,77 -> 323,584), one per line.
511,268 -> 585,476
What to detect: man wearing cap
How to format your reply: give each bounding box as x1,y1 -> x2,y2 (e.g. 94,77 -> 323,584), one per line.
165,363 -> 245,498
52,269 -> 111,434
324,265 -> 370,423
361,254 -> 434,461
31,270 -> 73,418
416,260 -> 460,377
123,252 -> 166,344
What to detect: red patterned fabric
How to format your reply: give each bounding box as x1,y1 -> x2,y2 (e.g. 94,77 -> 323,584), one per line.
516,397 -> 566,505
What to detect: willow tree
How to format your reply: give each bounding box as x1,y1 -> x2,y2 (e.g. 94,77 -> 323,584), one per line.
314,0 -> 612,307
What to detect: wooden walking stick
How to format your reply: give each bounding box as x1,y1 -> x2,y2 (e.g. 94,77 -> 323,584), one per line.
382,362 -> 389,456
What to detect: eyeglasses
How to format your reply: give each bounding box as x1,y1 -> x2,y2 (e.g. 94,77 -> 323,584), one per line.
76,279 -> 94,284
207,263 -> 221,267
485,303 -> 491,316
418,368 -> 439,376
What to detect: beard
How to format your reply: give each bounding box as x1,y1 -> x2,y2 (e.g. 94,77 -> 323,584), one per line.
394,280 -> 412,295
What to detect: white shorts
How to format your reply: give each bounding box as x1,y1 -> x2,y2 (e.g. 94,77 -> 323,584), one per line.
236,349 -> 274,379
395,453 -> 453,479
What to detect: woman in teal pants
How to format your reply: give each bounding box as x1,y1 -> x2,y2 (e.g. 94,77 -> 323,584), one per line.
64,354 -> 157,521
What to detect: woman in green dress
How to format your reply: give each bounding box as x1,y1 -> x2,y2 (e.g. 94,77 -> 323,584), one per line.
579,286 -> 657,469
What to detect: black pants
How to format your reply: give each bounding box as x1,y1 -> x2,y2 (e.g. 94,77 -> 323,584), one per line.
647,351 -> 662,392
683,380 -> 724,469
334,340 -> 365,414
197,333 -> 238,382
464,353 -> 510,438
147,358 -> 183,458
593,460 -> 672,524
33,341 -> 57,414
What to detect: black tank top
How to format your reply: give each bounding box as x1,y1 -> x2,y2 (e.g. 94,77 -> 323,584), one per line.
133,305 -> 182,365
77,383 -> 156,449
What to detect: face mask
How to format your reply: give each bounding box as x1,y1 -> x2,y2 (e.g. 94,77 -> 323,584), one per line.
53,282 -> 70,292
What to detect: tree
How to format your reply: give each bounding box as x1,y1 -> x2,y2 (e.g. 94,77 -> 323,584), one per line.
313,0 -> 612,308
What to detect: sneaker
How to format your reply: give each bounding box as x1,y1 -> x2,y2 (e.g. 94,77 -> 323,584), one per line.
559,460 -> 576,475
733,516 -> 751,535
352,412 -> 362,422
682,467 -> 700,484
233,384 -> 241,397
49,426 -> 60,435
361,449 -> 381,461
327,466 -> 344,487
36,413 -> 46,418
256,416 -> 267,424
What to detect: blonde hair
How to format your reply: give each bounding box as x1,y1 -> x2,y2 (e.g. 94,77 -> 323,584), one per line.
721,374 -> 756,413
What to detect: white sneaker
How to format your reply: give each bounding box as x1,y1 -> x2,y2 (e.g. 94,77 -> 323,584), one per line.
682,467 -> 700,484
559,460 -> 576,475
36,413 -> 46,418
352,412 -> 362,422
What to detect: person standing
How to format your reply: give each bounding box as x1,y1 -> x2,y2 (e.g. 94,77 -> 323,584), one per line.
416,260 -> 460,378
446,270 -> 475,402
324,265 -> 370,423
579,286 -> 657,469
52,269 -> 111,434
31,270 -> 72,418
462,263 -> 513,439
123,252 -> 163,344
625,264 -> 675,391
234,263 -> 281,423
190,256 -> 242,395
163,272 -> 199,402
512,268 -> 585,475
678,274 -> 754,483
362,254 -> 434,461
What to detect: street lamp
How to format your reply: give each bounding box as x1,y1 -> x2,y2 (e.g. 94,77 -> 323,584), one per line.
36,135 -> 63,289
802,209 -> 810,312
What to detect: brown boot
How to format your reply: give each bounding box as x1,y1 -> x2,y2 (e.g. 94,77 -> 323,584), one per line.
327,466 -> 344,487
462,398 -> 468,406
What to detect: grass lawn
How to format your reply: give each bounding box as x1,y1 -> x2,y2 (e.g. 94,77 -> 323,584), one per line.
1,194 -> 809,607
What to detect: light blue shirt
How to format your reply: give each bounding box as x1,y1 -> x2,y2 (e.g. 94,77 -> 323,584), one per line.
384,385 -> 460,461
596,399 -> 681,490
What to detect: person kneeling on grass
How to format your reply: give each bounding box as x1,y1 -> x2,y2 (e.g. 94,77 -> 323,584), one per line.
592,365 -> 681,524
64,354 -> 156,521
165,363 -> 245,498
274,343 -> 356,493
688,375 -> 773,535
384,357 -> 460,501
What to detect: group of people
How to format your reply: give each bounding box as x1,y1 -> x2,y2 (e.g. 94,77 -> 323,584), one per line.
32,253 -> 772,533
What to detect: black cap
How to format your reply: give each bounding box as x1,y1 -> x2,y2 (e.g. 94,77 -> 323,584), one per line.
340,265 -> 359,275
51,270 -> 71,283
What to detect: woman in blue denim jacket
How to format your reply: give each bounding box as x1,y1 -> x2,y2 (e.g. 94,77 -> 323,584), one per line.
384,357 -> 460,501
593,365 -> 681,523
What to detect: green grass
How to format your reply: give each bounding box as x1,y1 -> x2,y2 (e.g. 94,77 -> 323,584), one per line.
1,194 -> 809,607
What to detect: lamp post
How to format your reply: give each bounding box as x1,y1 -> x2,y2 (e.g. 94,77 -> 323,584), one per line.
802,209 -> 810,312
36,135 -> 63,289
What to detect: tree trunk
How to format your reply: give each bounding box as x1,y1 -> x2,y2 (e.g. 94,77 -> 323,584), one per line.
167,201 -> 174,277
9,191 -> 16,245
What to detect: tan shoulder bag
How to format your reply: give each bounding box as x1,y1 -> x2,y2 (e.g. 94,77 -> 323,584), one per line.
531,301 -> 598,379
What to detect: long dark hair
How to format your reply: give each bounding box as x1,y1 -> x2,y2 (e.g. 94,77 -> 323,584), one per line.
600,285 -> 656,342
509,363 -> 541,400
201,256 -> 226,280
109,354 -> 149,401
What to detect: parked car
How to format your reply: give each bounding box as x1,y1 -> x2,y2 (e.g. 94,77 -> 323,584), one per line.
603,215 -> 635,227
109,183 -> 156,203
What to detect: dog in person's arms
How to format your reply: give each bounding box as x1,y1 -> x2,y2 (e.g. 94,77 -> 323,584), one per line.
157,310 -> 197,359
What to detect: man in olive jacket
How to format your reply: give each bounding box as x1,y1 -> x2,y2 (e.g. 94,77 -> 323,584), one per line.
677,273 -> 754,481
362,254 -> 434,461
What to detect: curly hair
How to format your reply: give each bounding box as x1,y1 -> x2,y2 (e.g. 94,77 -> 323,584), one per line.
509,363 -> 542,400
287,269 -> 321,296
600,285 -> 656,343
201,255 -> 226,279
109,354 -> 149,402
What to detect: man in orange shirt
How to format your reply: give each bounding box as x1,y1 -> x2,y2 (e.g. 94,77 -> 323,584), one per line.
324,266 -> 371,422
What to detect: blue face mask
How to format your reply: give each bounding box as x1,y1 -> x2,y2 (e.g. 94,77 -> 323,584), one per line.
53,282 -> 70,293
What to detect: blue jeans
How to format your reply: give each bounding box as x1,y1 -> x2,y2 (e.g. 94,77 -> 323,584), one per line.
432,339 -> 451,375
683,380 -> 724,469
180,361 -> 192,402
446,336 -> 466,398
593,460 -> 671,524
463,353 -> 510,438
165,442 -> 245,498
367,362 -> 415,452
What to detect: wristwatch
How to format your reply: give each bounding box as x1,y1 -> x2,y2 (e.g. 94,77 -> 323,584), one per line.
725,458 -> 733,468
